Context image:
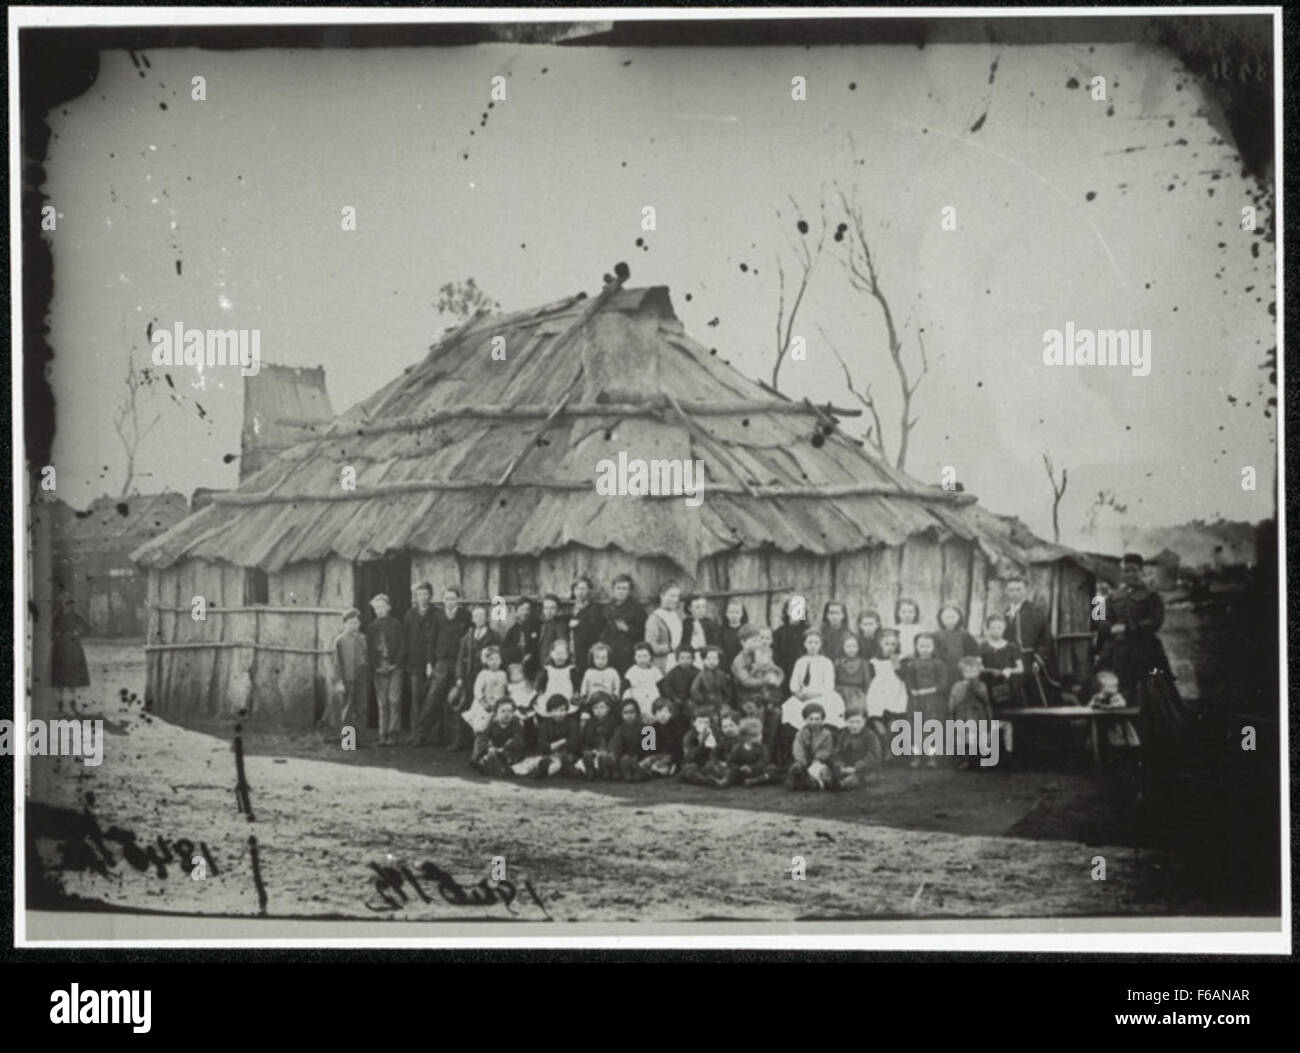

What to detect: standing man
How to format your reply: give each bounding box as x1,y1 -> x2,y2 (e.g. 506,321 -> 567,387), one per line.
420,585 -> 470,747
366,594 -> 405,747
1004,574 -> 1054,707
404,582 -> 437,745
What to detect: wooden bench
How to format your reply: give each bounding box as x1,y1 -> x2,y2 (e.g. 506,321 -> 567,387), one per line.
1000,706 -> 1140,767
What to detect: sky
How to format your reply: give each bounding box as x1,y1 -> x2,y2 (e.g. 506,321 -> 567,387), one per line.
42,36 -> 1277,551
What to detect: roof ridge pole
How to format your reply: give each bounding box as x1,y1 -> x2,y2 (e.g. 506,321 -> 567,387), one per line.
509,272 -> 627,408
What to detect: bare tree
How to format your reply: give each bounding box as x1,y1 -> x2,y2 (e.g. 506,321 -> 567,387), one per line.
835,187 -> 930,471
113,357 -> 162,497
1042,453 -> 1069,543
772,194 -> 827,391
820,325 -> 886,458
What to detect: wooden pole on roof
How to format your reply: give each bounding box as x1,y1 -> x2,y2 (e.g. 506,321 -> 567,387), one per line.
663,390 -> 761,499
494,270 -> 629,487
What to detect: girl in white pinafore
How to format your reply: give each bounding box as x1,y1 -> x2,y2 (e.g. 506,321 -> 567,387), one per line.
780,629 -> 846,731
865,629 -> 909,739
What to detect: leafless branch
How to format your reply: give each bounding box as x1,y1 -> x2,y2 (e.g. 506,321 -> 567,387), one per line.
820,325 -> 885,456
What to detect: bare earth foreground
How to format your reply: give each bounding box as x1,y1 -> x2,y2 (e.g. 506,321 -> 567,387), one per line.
25,642 -> 1252,925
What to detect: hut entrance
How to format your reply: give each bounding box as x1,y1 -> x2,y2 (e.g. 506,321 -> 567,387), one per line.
354,554 -> 412,623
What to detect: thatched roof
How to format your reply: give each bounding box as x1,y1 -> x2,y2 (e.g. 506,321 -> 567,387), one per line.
132,282 -> 1083,574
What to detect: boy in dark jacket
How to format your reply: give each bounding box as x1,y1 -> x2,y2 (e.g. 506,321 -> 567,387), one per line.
471,699 -> 526,777
607,699 -> 650,781
834,711 -> 883,788
727,716 -> 778,786
786,703 -> 838,790
366,594 -> 405,747
660,647 -> 700,710
688,645 -> 734,721
534,694 -> 580,778
647,697 -> 686,775
403,582 -> 436,742
423,587 -> 471,748
502,596 -> 542,681
578,691 -> 620,780
332,608 -> 369,741
681,713 -> 729,788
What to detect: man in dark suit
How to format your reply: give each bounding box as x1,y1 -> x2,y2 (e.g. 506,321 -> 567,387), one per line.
403,582 -> 436,743
416,585 -> 470,747
1004,574 -> 1054,706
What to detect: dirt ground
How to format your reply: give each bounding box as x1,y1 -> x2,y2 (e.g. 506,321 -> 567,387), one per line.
25,640 -> 1272,925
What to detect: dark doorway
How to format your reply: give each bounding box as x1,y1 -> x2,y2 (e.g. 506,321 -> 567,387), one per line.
355,554 -> 412,731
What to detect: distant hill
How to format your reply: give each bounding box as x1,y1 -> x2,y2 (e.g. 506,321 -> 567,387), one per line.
1118,519 -> 1259,569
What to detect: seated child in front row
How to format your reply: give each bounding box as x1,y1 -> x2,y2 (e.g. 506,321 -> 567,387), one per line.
786,702 -> 839,791
580,642 -> 623,703
645,696 -> 685,776
506,662 -> 538,751
578,691 -> 620,779
624,642 -> 664,718
533,694 -> 580,778
834,711 -> 883,788
471,698 -> 527,777
608,698 -> 652,781
681,713 -> 730,788
727,716 -> 779,787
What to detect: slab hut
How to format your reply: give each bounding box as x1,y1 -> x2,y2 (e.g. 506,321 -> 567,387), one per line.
132,282 -> 1102,726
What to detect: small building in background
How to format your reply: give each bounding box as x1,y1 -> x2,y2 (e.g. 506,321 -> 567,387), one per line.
51,492 -> 190,638
240,363 -> 333,481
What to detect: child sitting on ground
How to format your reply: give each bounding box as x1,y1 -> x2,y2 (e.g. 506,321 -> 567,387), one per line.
471,698 -> 526,778
533,694 -> 580,779
579,642 -> 623,704
680,713 -> 729,788
577,691 -> 620,780
624,642 -> 665,718
643,697 -> 684,777
834,710 -> 883,788
608,698 -> 651,781
727,716 -> 778,787
786,702 -> 839,791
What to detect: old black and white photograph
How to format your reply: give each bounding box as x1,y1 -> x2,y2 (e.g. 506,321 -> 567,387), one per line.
12,7 -> 1286,954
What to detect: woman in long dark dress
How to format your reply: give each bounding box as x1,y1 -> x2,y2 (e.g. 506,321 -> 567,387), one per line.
52,595 -> 91,712
1096,554 -> 1185,800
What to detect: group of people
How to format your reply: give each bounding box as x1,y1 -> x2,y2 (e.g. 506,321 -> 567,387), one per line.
328,560 -> 1184,788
